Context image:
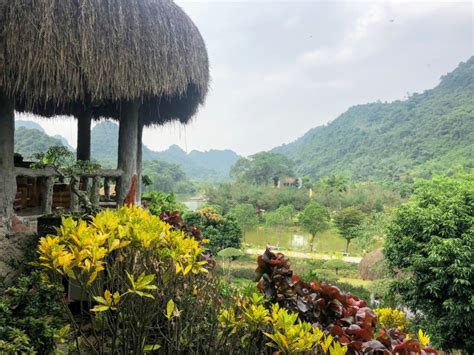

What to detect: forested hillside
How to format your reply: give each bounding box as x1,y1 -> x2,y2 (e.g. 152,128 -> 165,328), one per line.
91,121 -> 240,180
14,127 -> 70,159
273,57 -> 474,181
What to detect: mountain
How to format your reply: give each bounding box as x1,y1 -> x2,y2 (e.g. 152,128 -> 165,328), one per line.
53,135 -> 74,151
91,121 -> 240,180
273,57 -> 474,181
15,120 -> 45,132
15,127 -> 69,159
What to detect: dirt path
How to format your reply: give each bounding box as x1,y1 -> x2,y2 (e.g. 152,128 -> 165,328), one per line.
245,248 -> 362,264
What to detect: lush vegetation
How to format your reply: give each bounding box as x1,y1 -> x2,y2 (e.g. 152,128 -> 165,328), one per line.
142,160 -> 196,194
14,126 -> 70,159
385,174 -> 474,352
274,57 -> 474,182
184,207 -> 242,254
231,151 -> 295,186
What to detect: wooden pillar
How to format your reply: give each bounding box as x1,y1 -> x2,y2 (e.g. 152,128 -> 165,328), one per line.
41,176 -> 54,215
136,118 -> 143,206
76,111 -> 92,161
0,91 -> 16,233
117,101 -> 139,206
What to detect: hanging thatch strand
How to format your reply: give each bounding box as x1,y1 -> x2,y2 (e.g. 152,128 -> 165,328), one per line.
0,0 -> 209,124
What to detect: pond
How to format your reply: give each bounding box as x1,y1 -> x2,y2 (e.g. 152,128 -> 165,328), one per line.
245,226 -> 365,255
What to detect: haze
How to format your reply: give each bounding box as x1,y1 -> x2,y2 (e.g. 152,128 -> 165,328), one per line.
18,0 -> 473,156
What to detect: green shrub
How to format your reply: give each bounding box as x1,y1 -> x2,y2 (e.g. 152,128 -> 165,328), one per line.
0,270 -> 63,353
37,206 -> 227,353
185,207 -> 242,253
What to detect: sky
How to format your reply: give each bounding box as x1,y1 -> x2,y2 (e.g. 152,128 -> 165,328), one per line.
18,0 -> 473,156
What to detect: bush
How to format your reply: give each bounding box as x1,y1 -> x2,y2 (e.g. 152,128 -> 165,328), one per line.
184,207 -> 242,253
385,175 -> 474,352
253,247 -> 436,353
0,238 -> 64,354
146,191 -> 185,215
37,206 -> 225,353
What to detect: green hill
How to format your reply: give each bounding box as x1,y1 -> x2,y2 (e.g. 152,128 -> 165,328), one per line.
273,57 -> 474,181
14,126 -> 71,159
91,121 -> 240,181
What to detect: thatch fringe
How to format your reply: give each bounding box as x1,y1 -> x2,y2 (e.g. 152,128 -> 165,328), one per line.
0,0 -> 209,124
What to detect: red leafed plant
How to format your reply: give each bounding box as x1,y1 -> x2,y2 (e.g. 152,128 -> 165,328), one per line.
255,247 -> 437,354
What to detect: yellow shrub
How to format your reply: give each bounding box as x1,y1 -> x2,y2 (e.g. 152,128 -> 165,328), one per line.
38,206 -> 208,285
374,307 -> 409,332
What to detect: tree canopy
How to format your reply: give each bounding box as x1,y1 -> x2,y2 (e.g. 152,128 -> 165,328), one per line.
300,202 -> 330,252
334,207 -> 365,253
230,152 -> 295,186
384,175 -> 474,352
273,57 -> 474,182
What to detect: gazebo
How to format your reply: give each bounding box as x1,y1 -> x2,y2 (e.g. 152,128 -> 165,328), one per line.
0,0 -> 209,267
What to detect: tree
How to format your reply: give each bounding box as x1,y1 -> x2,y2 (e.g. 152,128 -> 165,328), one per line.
300,202 -> 330,252
384,175 -> 474,352
228,203 -> 259,242
184,207 -> 242,253
230,152 -> 295,186
265,205 -> 295,229
334,207 -> 365,253
265,205 -> 295,246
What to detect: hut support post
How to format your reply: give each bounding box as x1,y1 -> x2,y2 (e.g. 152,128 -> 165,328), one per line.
136,118 -> 143,206
117,102 -> 139,205
0,91 -> 16,234
76,112 -> 92,161
41,177 -> 54,214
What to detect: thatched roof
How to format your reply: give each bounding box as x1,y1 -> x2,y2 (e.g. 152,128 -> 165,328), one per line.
0,0 -> 209,124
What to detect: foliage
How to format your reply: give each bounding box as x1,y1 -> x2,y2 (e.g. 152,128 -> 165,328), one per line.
273,58 -> 474,181
231,152 -> 295,186
300,202 -> 330,251
0,269 -> 63,353
218,293 -> 339,354
31,145 -> 75,170
374,308 -> 409,332
147,191 -> 186,215
184,207 -> 242,253
142,160 -> 195,194
228,203 -> 259,237
265,204 -> 295,229
217,247 -> 244,259
254,248 -> 436,353
334,207 -> 365,253
14,126 -> 71,160
206,182 -> 310,214
384,174 -> 474,352
37,206 -> 224,353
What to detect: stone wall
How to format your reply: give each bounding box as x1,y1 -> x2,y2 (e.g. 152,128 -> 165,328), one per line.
0,214 -> 37,281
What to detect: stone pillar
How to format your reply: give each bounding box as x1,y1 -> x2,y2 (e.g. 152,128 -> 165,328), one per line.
0,91 -> 16,234
104,177 -> 111,201
116,101 -> 139,205
136,118 -> 143,206
90,175 -> 100,208
76,111 -> 92,161
41,176 -> 54,215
